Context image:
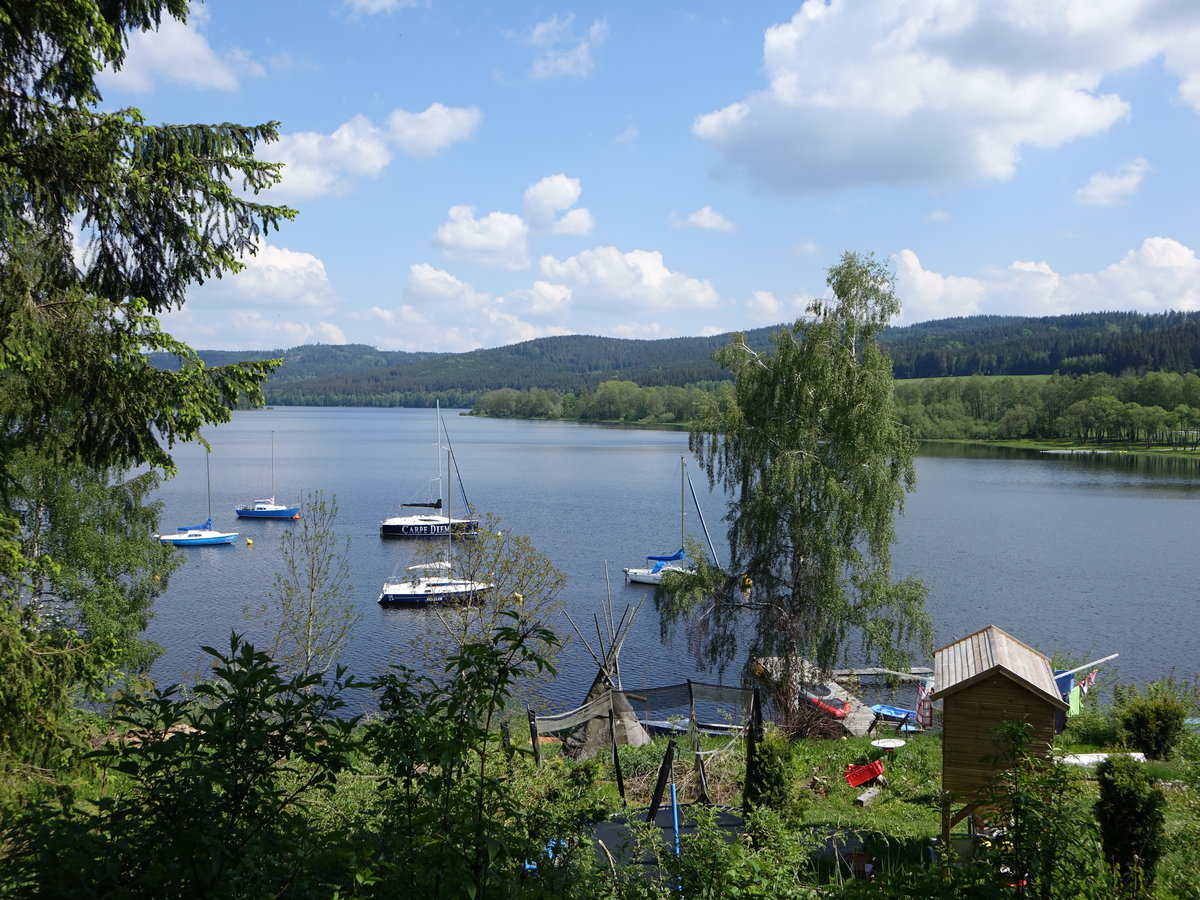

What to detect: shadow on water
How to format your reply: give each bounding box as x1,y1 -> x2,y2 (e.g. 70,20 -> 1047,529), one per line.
922,441 -> 1200,478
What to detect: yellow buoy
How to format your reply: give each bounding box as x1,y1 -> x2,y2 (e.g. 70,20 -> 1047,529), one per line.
246,538 -> 253,546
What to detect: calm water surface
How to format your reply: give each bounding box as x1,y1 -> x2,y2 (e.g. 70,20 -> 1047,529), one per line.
146,408 -> 1200,710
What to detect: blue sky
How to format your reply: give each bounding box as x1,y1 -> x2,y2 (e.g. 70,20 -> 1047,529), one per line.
100,1 -> 1200,352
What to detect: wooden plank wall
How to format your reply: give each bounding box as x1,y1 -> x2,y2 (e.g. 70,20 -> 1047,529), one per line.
942,674 -> 1057,797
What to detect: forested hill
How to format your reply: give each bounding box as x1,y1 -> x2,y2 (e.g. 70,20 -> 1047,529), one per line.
166,329 -> 785,407
882,310 -> 1200,378
153,311 -> 1200,406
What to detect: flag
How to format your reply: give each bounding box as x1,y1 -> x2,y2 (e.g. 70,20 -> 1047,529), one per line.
1081,670 -> 1098,695
916,679 -> 934,728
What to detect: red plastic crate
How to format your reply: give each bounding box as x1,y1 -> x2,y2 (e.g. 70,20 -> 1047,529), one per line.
843,759 -> 885,787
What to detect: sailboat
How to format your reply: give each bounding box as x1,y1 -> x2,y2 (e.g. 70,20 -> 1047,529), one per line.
623,456 -> 719,585
236,432 -> 300,519
377,560 -> 494,605
157,451 -> 238,546
379,428 -> 493,604
380,403 -> 480,538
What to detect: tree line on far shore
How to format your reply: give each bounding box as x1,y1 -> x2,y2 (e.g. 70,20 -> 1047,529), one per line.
474,370 -> 1200,450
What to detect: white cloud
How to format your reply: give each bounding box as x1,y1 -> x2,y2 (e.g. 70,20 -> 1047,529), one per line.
692,1 -> 1200,192
1076,157 -> 1152,206
507,281 -> 573,317
538,247 -> 720,313
895,238 -> 1200,323
269,115 -> 391,200
894,249 -> 987,321
517,15 -> 609,79
614,125 -> 639,145
746,289 -> 814,325
747,290 -> 782,322
675,206 -> 736,232
223,243 -> 339,309
363,264 -> 568,351
926,209 -> 951,222
265,104 -> 479,200
523,174 -> 595,235
551,208 -> 597,236
164,241 -> 344,349
100,6 -> 252,92
431,205 -> 530,270
386,104 -> 483,158
793,238 -> 820,255
344,0 -> 418,13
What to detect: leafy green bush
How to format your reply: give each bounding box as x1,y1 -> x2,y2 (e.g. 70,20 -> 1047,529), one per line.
1116,681 -> 1190,760
1,634 -> 364,898
1062,706 -> 1119,749
743,726 -> 813,821
975,723 -> 1109,900
617,738 -> 672,780
1096,753 -> 1166,896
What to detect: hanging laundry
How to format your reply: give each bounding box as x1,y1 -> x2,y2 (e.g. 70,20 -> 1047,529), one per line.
1067,685 -> 1082,716
916,679 -> 934,727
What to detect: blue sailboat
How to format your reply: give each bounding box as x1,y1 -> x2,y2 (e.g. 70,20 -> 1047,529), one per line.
236,432 -> 299,519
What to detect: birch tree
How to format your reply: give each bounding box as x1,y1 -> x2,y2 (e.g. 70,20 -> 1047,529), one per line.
660,251 -> 931,721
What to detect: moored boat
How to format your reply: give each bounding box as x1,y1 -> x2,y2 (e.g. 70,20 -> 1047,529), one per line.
378,561 -> 493,605
624,456 -> 721,584
157,452 -> 238,546
157,517 -> 238,546
623,549 -> 689,585
381,403 -> 479,538
236,432 -> 299,519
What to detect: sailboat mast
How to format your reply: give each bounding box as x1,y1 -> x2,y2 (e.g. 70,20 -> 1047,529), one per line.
270,431 -> 276,501
206,450 -> 213,519
435,400 -> 443,508
679,455 -> 685,548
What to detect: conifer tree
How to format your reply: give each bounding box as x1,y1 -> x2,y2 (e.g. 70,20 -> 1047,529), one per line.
0,2 -> 295,765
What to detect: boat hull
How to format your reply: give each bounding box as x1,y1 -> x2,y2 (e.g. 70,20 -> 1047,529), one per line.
157,530 -> 238,546
378,577 -> 493,605
236,505 -> 300,519
380,515 -> 479,538
623,564 -> 689,585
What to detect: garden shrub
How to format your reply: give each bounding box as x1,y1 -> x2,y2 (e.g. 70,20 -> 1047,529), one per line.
1095,753 -> 1166,896
744,725 -> 793,814
1116,681 -> 1189,760
1063,706 -> 1119,748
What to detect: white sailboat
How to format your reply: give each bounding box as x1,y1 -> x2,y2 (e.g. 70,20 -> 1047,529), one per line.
623,456 -> 719,585
377,560 -> 494,605
157,451 -> 238,546
380,403 -> 479,538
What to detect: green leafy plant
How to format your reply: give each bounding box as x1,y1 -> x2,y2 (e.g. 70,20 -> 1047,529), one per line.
1096,753 -> 1166,897
1116,680 -> 1190,760
974,723 -> 1111,900
2,634 -> 362,897
366,610 -> 575,898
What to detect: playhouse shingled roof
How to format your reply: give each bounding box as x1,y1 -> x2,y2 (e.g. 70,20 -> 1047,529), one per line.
930,624 -> 1068,711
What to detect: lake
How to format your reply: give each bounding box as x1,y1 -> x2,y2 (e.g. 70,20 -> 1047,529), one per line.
146,407 -> 1200,711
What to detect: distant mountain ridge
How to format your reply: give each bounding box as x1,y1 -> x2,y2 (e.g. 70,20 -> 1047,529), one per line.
151,311 -> 1200,407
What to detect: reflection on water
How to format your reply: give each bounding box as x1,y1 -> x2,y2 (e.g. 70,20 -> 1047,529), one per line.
145,411 -> 1200,713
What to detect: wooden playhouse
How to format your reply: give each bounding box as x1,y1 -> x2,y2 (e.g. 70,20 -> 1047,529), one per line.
931,625 -> 1068,840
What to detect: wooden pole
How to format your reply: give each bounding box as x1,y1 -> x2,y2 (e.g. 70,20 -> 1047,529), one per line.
609,709 -> 626,805
528,709 -> 541,769
646,740 -> 678,824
